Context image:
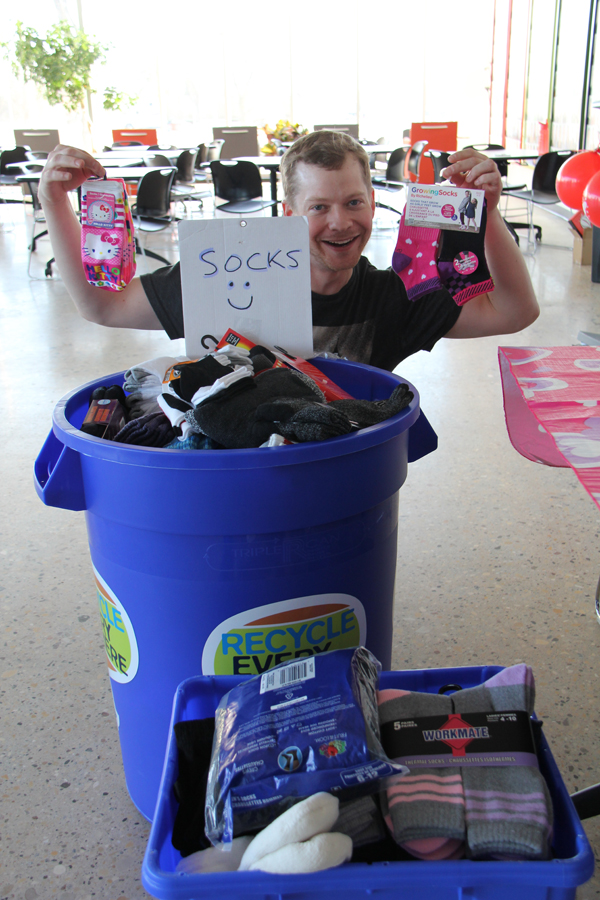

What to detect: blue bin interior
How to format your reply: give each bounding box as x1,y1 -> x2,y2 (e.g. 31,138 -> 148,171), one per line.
141,666 -> 595,900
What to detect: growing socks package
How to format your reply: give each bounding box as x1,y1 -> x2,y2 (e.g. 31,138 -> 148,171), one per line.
392,200 -> 494,306
81,178 -> 136,291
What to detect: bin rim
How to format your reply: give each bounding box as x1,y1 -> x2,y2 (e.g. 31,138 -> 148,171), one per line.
51,359 -> 422,471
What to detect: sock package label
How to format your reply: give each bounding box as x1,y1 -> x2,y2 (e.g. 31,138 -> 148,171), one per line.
204,647 -> 407,845
380,710 -> 538,769
405,184 -> 485,232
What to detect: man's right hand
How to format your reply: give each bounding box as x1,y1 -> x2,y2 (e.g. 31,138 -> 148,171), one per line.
39,145 -> 105,208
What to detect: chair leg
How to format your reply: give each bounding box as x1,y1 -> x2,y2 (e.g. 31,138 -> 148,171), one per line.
134,236 -> 171,267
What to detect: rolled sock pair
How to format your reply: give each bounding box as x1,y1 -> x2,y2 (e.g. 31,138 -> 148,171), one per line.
114,411 -> 175,447
378,665 -> 552,860
166,350 -> 254,405
124,355 -> 188,418
335,796 -> 387,848
255,383 -> 414,444
190,367 -> 325,448
238,792 -> 352,874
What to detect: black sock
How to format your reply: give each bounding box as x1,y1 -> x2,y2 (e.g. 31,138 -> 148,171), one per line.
437,202 -> 494,305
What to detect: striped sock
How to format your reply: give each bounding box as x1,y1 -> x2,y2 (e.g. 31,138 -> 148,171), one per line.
378,689 -> 465,858
453,664 -> 552,859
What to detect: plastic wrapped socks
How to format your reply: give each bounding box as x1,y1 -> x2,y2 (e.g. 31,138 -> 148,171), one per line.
391,215 -> 442,301
80,178 -> 136,291
437,203 -> 494,306
378,689 -> 466,856
452,665 -> 552,860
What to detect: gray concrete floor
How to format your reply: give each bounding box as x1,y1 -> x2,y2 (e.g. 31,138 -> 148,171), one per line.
2,188 -> 600,899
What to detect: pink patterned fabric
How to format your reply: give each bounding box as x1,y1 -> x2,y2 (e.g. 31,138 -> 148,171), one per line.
499,346 -> 600,510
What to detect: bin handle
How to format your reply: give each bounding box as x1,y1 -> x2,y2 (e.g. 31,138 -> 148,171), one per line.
408,409 -> 438,462
33,429 -> 87,511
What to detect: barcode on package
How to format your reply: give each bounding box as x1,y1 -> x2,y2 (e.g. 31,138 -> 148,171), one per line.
260,658 -> 316,693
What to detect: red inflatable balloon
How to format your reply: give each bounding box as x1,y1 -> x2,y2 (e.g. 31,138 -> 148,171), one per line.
556,150 -> 600,210
583,169 -> 600,227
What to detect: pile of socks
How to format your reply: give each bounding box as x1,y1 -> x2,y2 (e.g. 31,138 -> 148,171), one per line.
175,793 -> 352,875
392,202 -> 494,306
82,347 -> 414,449
378,664 -> 553,861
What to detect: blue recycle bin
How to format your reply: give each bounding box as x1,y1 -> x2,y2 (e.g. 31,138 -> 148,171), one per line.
33,358 -> 437,821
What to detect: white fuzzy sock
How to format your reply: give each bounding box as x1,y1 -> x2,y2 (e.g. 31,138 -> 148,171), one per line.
238,792 -> 339,871
248,832 -> 352,874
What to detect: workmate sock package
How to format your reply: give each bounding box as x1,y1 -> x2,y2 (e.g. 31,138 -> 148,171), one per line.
204,647 -> 408,846
377,664 -> 553,860
81,178 -> 136,290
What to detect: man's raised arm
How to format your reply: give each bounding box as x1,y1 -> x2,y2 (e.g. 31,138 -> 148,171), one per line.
441,148 -> 540,339
39,145 -> 163,330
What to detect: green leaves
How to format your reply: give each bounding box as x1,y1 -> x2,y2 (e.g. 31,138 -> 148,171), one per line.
102,86 -> 138,112
12,20 -> 105,112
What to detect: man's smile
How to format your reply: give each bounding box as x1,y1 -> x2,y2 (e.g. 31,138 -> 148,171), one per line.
321,235 -> 360,248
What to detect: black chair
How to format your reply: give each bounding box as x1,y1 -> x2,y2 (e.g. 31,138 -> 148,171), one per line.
426,149 -> 452,183
171,149 -> 211,210
131,168 -> 179,265
210,160 -> 276,214
406,140 -> 428,182
0,147 -> 31,202
194,143 -> 208,177
371,147 -> 407,216
198,140 -> 225,175
16,174 -> 56,277
502,150 -> 576,245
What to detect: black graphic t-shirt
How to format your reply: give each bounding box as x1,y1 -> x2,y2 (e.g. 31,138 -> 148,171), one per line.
141,256 -> 461,372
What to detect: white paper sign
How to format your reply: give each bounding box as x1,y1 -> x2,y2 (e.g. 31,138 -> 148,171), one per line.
404,184 -> 485,232
179,217 -> 313,359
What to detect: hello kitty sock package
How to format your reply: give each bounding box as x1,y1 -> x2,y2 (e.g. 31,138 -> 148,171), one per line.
81,178 -> 136,290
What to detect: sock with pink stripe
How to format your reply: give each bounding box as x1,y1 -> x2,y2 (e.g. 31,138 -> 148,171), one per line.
452,664 -> 552,859
378,689 -> 465,858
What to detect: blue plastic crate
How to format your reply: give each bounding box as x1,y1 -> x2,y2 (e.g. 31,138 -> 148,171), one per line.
141,666 -> 595,900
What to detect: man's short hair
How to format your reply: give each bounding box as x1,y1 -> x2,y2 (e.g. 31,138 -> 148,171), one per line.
281,130 -> 372,209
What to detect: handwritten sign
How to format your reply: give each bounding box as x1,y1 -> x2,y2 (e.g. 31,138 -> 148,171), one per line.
405,184 -> 485,232
179,217 -> 313,359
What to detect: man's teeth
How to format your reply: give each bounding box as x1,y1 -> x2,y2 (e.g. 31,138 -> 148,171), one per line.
326,238 -> 354,245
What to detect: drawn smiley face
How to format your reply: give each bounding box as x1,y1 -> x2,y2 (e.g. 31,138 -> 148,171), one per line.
227,279 -> 253,310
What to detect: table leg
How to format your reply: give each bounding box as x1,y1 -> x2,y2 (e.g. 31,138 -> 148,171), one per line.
592,226 -> 600,283
270,169 -> 278,216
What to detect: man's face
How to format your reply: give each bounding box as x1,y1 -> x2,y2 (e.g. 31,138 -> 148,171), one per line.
283,156 -> 375,280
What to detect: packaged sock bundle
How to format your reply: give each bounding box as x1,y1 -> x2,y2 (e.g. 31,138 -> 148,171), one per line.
378,664 -> 553,861
81,178 -> 136,291
204,646 -> 408,846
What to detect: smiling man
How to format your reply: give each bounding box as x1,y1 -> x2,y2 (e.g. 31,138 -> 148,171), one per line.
39,133 -> 538,371
279,130 -> 539,370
